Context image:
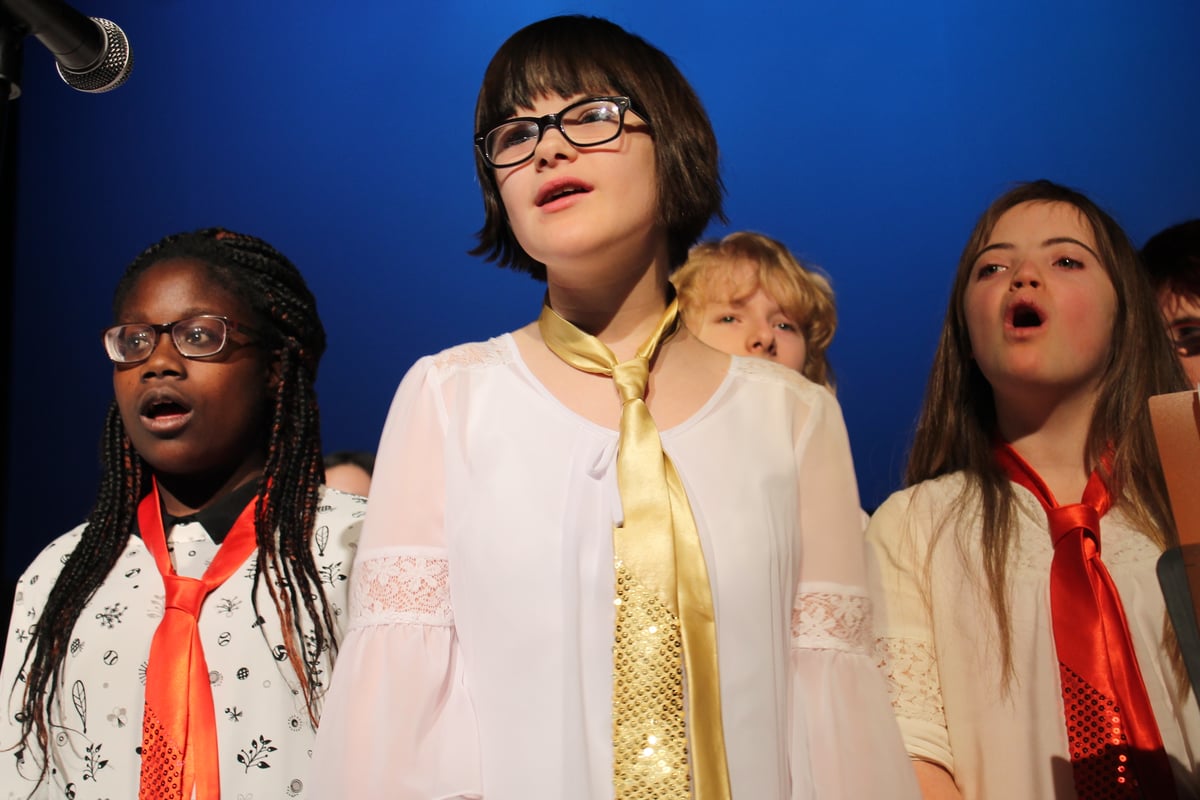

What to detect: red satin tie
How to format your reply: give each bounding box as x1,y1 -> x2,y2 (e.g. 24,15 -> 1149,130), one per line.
994,443 -> 1176,799
138,480 -> 259,800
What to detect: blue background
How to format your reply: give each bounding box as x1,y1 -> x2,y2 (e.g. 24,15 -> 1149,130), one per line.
5,0 -> 1200,580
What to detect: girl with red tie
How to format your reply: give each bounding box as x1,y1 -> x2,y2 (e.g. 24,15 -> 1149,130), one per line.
867,180 -> 1200,799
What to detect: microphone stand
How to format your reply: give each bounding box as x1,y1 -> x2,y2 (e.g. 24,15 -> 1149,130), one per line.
0,12 -> 22,144
0,8 -> 22,219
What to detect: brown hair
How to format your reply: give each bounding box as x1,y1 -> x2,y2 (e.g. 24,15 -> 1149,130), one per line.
470,15 -> 724,278
1141,218 -> 1200,301
674,231 -> 837,386
906,180 -> 1187,682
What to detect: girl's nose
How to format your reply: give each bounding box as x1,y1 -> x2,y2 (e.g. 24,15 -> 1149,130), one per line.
1009,258 -> 1042,290
748,324 -> 777,356
533,125 -> 578,167
141,330 -> 186,379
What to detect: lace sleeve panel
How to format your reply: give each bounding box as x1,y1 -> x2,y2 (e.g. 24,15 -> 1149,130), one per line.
874,635 -> 946,726
790,583 -> 872,655
349,547 -> 454,630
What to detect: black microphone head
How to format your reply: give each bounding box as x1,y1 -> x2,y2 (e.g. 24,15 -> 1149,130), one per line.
55,17 -> 131,93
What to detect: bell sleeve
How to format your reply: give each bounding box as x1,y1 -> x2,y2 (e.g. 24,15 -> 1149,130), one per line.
311,357 -> 482,800
786,390 -> 920,799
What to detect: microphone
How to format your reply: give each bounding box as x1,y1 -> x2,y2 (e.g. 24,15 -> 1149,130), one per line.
0,0 -> 131,93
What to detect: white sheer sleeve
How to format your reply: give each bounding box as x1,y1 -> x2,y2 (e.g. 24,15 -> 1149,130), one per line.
312,357 -> 482,800
865,487 -> 954,772
787,391 -> 919,799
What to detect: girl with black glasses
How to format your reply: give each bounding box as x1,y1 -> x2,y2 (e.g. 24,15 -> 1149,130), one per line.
0,229 -> 362,799
314,16 -> 915,800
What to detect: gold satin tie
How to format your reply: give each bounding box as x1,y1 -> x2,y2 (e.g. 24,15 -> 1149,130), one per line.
538,298 -> 731,800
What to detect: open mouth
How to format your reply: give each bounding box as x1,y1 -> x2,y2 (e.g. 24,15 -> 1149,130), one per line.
536,179 -> 592,207
137,394 -> 194,435
143,399 -> 189,418
1008,301 -> 1044,329
138,392 -> 193,424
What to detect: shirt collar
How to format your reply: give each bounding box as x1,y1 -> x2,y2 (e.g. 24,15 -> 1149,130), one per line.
158,480 -> 260,544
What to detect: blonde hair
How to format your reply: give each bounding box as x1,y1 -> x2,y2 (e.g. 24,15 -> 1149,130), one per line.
673,231 -> 837,386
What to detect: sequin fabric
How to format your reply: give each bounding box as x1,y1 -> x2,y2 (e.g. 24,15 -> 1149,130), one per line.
538,299 -> 728,798
612,562 -> 689,799
138,483 -> 259,800
995,443 -> 1177,798
139,705 -> 184,799
1061,663 -> 1139,799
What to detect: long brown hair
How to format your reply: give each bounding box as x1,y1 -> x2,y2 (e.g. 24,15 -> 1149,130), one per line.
906,180 -> 1187,681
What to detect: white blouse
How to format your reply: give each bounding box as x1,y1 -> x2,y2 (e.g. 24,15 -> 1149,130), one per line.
312,335 -> 917,800
0,487 -> 364,800
867,472 -> 1200,799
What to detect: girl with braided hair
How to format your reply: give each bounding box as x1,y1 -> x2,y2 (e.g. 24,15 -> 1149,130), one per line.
0,228 -> 362,800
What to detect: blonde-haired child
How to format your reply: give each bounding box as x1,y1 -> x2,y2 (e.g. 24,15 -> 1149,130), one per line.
674,230 -> 837,386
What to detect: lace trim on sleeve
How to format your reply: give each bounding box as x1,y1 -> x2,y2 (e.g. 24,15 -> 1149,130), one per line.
790,589 -> 872,654
431,339 -> 510,372
350,549 -> 454,629
874,635 -> 946,726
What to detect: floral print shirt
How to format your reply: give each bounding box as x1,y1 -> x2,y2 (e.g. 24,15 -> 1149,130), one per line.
0,487 -> 363,800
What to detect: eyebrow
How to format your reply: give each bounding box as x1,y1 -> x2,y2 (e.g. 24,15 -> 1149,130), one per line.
975,237 -> 1101,262
709,294 -> 751,309
117,308 -> 224,324
1168,316 -> 1200,327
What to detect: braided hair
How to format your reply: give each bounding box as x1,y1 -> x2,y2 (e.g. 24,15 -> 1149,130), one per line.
12,228 -> 335,778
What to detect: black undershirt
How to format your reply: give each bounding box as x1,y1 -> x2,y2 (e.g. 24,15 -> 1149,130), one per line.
156,480 -> 260,544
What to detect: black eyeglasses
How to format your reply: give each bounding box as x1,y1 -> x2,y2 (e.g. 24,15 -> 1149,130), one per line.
475,96 -> 649,169
103,315 -> 260,364
1171,324 -> 1200,358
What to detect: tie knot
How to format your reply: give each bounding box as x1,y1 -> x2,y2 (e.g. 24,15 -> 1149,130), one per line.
1048,503 -> 1101,549
612,357 -> 650,404
164,575 -> 209,618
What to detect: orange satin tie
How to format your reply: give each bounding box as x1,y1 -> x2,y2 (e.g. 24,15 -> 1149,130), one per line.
995,443 -> 1176,799
138,479 -> 259,800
